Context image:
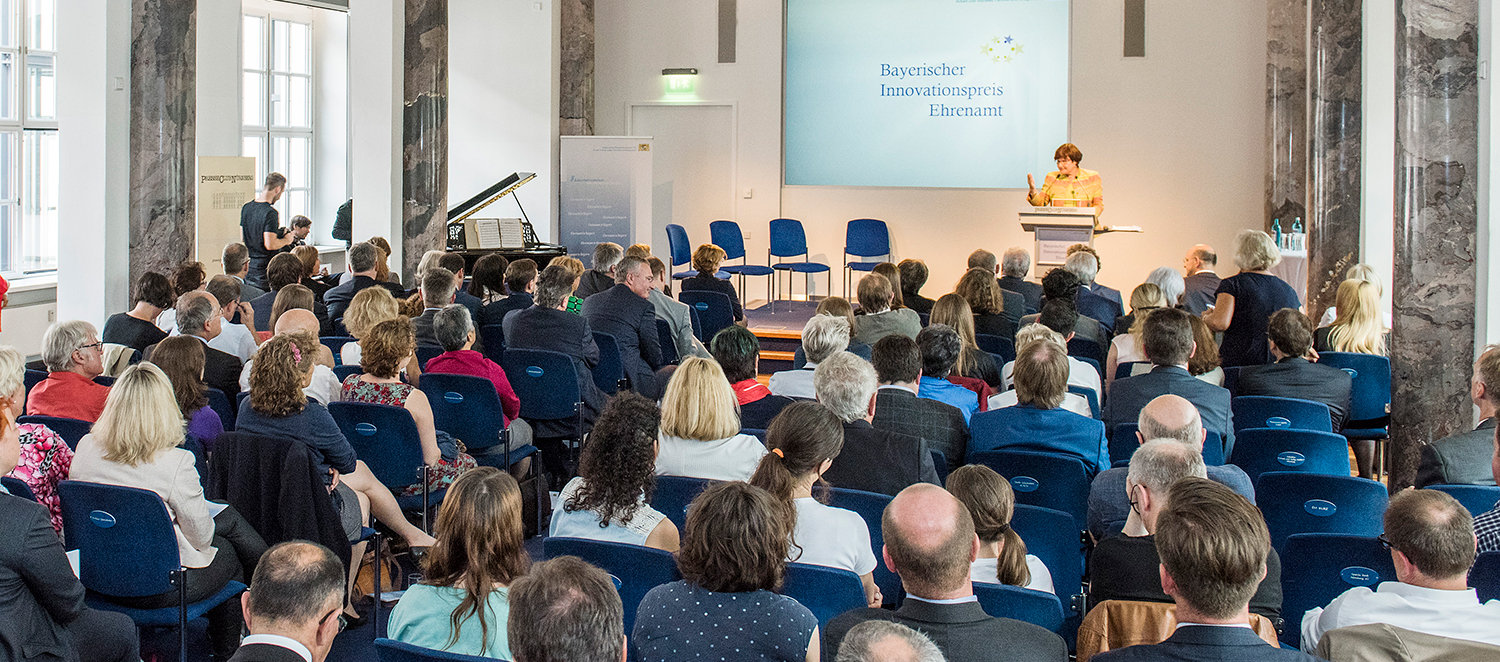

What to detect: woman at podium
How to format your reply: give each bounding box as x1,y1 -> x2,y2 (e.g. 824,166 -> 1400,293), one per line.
1026,143 -> 1103,216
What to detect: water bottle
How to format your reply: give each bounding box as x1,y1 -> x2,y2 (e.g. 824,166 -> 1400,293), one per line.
1292,217 -> 1304,251
1272,218 -> 1283,249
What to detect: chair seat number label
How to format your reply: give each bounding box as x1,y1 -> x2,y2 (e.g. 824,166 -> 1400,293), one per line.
1010,476 -> 1040,493
1304,499 -> 1337,517
1277,451 -> 1307,467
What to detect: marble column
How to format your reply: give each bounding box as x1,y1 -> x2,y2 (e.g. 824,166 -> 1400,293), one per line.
402,0 -> 448,282
1305,0 -> 1362,322
129,0 -> 196,285
1389,0 -> 1479,489
1264,0 -> 1307,234
560,0 -> 594,136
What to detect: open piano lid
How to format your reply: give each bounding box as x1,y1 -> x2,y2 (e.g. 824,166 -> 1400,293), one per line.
447,171 -> 536,224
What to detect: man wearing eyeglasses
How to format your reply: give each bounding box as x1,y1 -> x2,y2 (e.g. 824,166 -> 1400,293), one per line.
232,541 -> 347,662
27,319 -> 111,422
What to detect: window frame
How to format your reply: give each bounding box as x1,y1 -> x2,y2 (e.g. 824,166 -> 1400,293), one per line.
0,0 -> 58,277
241,7 -> 315,230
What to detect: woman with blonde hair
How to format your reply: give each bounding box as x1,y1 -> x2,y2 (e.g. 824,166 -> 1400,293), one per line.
655,357 -> 765,481
340,285 -> 420,381
930,293 -> 1001,388
368,236 -> 400,286
1318,264 -> 1392,328
1202,229 -> 1301,366
1315,279 -> 1388,356
389,467 -> 530,658
947,464 -> 1054,593
69,363 -> 267,659
1104,283 -> 1166,391
955,267 -> 1014,340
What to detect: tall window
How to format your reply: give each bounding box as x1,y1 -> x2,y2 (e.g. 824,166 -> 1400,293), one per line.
0,0 -> 56,275
242,13 -> 312,225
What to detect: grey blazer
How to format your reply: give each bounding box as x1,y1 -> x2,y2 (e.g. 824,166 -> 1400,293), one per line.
1416,418 -> 1498,487
649,289 -> 709,360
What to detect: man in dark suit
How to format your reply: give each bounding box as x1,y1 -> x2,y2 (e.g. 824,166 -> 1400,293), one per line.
1092,478 -> 1317,662
482,258 -> 538,335
1103,307 -> 1235,457
582,255 -> 668,399
999,247 -> 1044,315
232,542 -> 347,662
897,259 -> 936,315
823,484 -> 1068,662
1236,308 -> 1353,429
323,242 -> 407,322
412,267 -> 463,351
1182,244 -> 1223,315
1417,347 -> 1500,487
966,249 -> 1026,330
174,291 -> 245,397
246,253 -> 333,335
574,242 -> 622,300
1064,250 -> 1123,334
815,351 -> 941,496
870,335 -> 968,473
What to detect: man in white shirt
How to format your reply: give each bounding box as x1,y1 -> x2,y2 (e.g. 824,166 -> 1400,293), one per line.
240,309 -> 341,405
769,313 -> 849,400
204,275 -> 261,363
234,541 -> 346,662
1301,489 -> 1500,651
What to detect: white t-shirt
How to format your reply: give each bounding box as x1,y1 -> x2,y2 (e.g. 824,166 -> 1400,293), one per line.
654,432 -> 767,481
207,322 -> 259,364
787,497 -> 878,575
988,390 -> 1094,418
970,555 -> 1056,594
1001,356 -> 1102,398
1110,334 -> 1147,367
239,360 -> 342,405
341,341 -> 363,366
549,476 -> 668,547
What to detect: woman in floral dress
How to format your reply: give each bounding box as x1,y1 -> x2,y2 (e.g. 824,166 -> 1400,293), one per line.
0,345 -> 72,534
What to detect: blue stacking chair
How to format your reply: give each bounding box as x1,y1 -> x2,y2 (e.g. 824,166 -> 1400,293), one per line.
502,348 -> 586,456
1229,428 -> 1351,485
591,332 -> 626,395
1109,424 -> 1224,467
320,336 -> 357,366
1068,385 -> 1100,419
1471,551 -> 1500,603
649,475 -> 715,531
478,325 -> 506,362
328,402 -> 446,532
655,319 -> 679,365
842,219 -> 890,297
665,224 -> 718,281
1009,505 -> 1085,617
1232,395 -> 1333,432
1279,534 -> 1397,648
769,218 -> 830,301
18,415 -> 91,450
968,450 -> 1091,530
1318,352 -> 1391,435
544,537 -> 682,633
2,475 -> 36,501
420,373 -> 536,469
24,368 -> 46,393
679,291 -> 736,342
711,220 -> 775,306
828,487 -> 901,607
332,364 -> 363,382
974,583 -> 1066,633
374,639 -> 495,662
1257,472 -> 1388,551
1113,360 -> 1151,381
1068,338 -> 1105,366
1426,484 -> 1500,517
782,562 -> 869,627
205,387 -> 236,431
58,480 -> 247,662
416,345 -> 443,371
976,334 -> 1016,364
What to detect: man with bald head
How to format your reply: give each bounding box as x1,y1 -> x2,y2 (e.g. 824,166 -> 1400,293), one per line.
823,484 -> 1066,662
1182,244 -> 1221,315
237,308 -> 342,404
1086,394 -> 1255,539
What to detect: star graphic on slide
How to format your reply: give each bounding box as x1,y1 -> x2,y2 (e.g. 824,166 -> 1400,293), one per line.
1004,36 -> 1013,44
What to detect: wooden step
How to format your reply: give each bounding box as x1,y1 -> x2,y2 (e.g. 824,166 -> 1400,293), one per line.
751,329 -> 803,341
761,350 -> 795,362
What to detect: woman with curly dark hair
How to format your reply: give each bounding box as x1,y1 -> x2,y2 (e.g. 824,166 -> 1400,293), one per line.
466,253 -> 509,304
632,482 -> 818,662
549,392 -> 678,551
149,336 -> 223,445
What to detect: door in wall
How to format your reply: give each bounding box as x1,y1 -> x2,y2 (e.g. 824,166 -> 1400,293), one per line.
628,104 -> 735,263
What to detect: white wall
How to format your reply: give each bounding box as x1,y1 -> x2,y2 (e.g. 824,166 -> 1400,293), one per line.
314,9 -> 350,246
347,0 -> 404,270
1363,0 -> 1396,322
595,0 -> 1268,297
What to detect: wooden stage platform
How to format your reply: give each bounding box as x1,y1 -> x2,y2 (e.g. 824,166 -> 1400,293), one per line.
744,298 -> 820,374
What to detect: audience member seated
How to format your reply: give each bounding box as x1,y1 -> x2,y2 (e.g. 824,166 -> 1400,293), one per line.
504,264 -> 607,458
153,336 -> 225,446
966,249 -> 1026,330
655,357 -> 765,481
792,298 -> 872,368
1086,395 -> 1255,539
1102,308 -> 1235,458
576,242 -> 622,300
554,256 -> 589,314
1476,428 -> 1500,553
1202,229 -> 1301,367
870,335 -> 969,475
854,273 -> 921,346
1186,314 -> 1226,386
267,284 -> 326,340
824,483 -> 1067,662
389,468 -> 529,658
204,275 -> 261,363
103,271 -> 172,352
29,320 -> 111,422
1019,269 -> 1108,347
155,260 -> 207,332
973,336 -> 1106,473
437,252 -> 486,328
1000,247 -> 1044,315
1064,251 -> 1124,334
240,310 -> 342,405
834,621 -> 944,662
482,258 -> 537,330
1000,322 -> 1103,401
1237,308 -> 1353,432
583,255 -> 669,398
680,243 -> 745,323
1418,345 -> 1499,487
250,254 -> 331,334
1091,478 -> 1312,662
290,244 -> 334,302
914,325 -> 979,423
1066,244 -> 1124,306
412,267 -> 458,351
508,556 -> 625,662
1181,244 -> 1222,316
1301,489 -> 1500,651
816,351 -> 941,496
931,294 -> 1001,388
0,403 -> 139,662
647,256 -> 711,360
633,482 -> 820,662
947,464 -> 1054,593
324,242 -> 407,322
171,291 -> 246,397
1317,264 -> 1394,328
234,542 -> 345,662
1315,278 -> 1389,356
713,325 -> 793,429
223,241 -> 267,303
773,314 -> 851,400
466,253 -> 509,306
551,392 -> 679,551
1104,283 -> 1164,391
343,318 -> 478,494
873,262 -> 907,311
1089,442 -> 1283,622
69,363 -> 268,660
0,345 -> 72,533
339,286 -> 399,368
898,259 -> 936,315
425,304 -> 532,450
956,267 -> 1016,341
751,401 -> 882,607
1145,266 -> 1186,311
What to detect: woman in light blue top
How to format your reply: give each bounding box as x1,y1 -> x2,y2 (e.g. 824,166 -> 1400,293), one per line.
550,392 -> 680,551
388,467 -> 529,658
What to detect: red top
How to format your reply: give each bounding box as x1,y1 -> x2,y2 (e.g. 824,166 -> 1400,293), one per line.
731,378 -> 772,407
424,350 -> 522,423
26,371 -> 111,422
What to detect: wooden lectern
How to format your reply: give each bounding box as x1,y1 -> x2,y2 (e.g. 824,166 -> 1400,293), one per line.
1019,207 -> 1141,268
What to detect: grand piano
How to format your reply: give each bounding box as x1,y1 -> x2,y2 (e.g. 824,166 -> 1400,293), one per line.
446,171 -> 567,271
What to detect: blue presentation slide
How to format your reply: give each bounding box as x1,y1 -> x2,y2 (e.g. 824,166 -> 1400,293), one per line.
785,0 -> 1070,189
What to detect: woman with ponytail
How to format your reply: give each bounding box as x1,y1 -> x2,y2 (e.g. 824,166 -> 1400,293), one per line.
946,464 -> 1055,593
748,402 -> 881,608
